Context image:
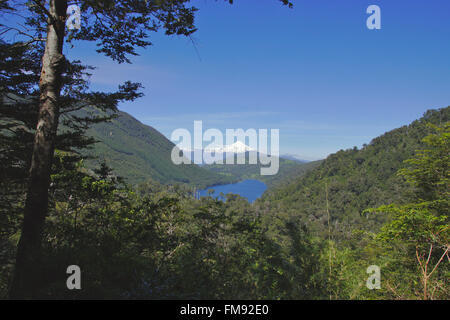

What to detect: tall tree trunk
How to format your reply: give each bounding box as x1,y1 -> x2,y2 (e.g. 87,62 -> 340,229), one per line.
9,0 -> 67,299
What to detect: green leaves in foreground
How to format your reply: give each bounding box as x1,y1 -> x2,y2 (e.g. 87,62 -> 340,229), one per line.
364,123 -> 449,300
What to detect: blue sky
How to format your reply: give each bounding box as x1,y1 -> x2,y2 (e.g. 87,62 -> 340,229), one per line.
65,0 -> 450,160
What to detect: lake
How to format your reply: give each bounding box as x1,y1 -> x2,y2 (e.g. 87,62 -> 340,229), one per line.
198,179 -> 267,203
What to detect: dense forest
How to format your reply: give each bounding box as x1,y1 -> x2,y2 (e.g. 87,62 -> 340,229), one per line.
1,102 -> 448,298
0,0 -> 448,300
262,108 -> 449,238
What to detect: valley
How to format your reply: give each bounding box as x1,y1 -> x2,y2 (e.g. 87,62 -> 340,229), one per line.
82,110 -> 320,193
1,0 -> 449,301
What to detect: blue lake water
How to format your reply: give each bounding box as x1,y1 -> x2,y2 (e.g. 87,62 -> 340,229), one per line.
198,179 -> 267,203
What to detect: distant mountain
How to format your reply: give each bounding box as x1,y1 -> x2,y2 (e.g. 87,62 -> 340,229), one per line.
180,141 -> 255,164
83,110 -> 237,188
205,141 -> 255,154
175,141 -> 321,189
280,154 -> 310,163
260,107 -> 450,237
82,112 -> 318,189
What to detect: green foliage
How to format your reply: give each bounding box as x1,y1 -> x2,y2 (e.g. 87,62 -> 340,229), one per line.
324,122 -> 450,300
398,123 -> 450,213
82,109 -> 238,188
1,155 -> 324,299
2,106 -> 449,299
374,204 -> 448,245
364,124 -> 449,299
262,107 -> 450,240
1,0 -> 300,299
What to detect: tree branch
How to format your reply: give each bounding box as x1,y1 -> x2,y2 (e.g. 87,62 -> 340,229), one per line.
428,245 -> 450,278
31,0 -> 57,25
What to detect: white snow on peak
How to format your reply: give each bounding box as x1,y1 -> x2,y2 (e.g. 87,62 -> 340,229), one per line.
176,141 -> 255,154
205,141 -> 255,153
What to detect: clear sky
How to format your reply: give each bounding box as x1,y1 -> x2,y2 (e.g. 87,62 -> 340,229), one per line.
66,0 -> 450,160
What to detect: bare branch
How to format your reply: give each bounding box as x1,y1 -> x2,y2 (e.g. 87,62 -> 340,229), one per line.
416,246 -> 425,274
425,243 -> 433,274
428,245 -> 450,278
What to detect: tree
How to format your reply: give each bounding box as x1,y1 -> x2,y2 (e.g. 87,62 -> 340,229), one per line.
367,123 -> 449,299
1,0 -> 293,298
398,123 -> 449,214
0,33 -> 142,299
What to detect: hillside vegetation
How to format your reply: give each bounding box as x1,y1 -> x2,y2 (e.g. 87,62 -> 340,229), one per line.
83,110 -> 237,188
1,105 -> 448,299
260,107 -> 450,237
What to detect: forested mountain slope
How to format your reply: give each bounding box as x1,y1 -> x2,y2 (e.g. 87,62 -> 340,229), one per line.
259,107 -> 450,237
83,110 -> 236,188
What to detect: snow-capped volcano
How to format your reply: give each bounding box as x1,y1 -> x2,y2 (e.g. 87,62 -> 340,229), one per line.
177,142 -> 256,164
204,141 -> 255,153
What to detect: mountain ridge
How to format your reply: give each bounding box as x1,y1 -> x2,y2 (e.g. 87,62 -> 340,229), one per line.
259,106 -> 450,237
83,110 -> 237,188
